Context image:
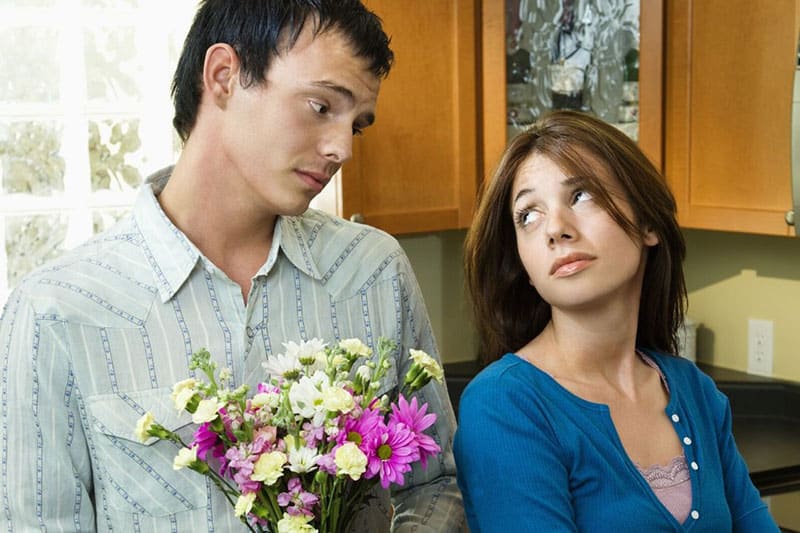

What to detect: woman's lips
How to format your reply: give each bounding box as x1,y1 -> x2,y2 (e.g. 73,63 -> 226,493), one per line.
550,253 -> 595,277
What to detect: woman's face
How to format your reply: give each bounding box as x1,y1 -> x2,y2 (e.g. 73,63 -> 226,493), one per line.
510,152 -> 658,314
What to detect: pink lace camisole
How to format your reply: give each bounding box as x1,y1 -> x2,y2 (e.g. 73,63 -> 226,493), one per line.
636,353 -> 693,524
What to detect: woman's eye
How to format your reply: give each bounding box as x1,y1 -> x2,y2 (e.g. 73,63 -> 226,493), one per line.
573,189 -> 592,204
516,209 -> 540,228
309,100 -> 329,114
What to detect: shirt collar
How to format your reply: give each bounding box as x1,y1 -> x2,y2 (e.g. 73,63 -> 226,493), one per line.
133,181 -> 202,303
135,167 -> 324,302
275,214 -> 324,281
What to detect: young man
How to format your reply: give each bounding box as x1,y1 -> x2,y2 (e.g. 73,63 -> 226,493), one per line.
0,1 -> 464,531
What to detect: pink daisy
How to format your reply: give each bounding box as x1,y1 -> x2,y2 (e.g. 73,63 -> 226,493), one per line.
366,422 -> 417,489
389,395 -> 441,468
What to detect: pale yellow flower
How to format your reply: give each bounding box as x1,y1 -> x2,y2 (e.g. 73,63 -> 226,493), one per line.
339,338 -> 371,357
321,385 -> 354,414
234,492 -> 257,517
134,412 -> 154,443
334,442 -> 367,480
252,451 -> 287,486
277,513 -> 317,533
170,377 -> 198,411
409,349 -> 444,382
173,445 -> 198,470
192,398 -> 222,424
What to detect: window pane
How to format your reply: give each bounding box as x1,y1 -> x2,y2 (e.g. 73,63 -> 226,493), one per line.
0,27 -> 60,103
82,0 -> 138,6
0,0 -> 55,7
88,118 -> 144,192
92,207 -> 130,234
0,121 -> 66,195
5,213 -> 68,286
84,26 -> 142,102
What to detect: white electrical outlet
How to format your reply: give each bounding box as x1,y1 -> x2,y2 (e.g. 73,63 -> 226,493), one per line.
747,319 -> 774,376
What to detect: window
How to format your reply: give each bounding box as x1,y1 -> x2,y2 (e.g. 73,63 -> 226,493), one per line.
0,0 -> 197,303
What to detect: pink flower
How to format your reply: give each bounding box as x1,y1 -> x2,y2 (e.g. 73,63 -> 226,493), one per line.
277,477 -> 319,517
336,405 -> 382,455
389,396 -> 440,468
366,422 -> 417,489
225,446 -> 260,493
302,421 -> 324,448
316,452 -> 337,475
193,422 -> 223,462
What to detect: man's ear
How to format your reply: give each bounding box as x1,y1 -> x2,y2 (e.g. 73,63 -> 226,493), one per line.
202,43 -> 239,108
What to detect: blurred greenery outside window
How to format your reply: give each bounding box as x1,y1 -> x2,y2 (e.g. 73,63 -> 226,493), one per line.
0,0 -> 196,302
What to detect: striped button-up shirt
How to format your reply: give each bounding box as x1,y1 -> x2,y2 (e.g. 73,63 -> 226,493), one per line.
0,179 -> 464,531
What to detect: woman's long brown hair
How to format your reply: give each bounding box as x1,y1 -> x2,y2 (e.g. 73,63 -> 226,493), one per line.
464,110 -> 686,366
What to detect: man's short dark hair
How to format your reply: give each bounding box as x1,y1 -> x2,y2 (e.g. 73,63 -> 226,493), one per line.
171,0 -> 394,142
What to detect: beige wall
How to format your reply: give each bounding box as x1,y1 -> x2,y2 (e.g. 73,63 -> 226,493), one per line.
400,227 -> 800,380
398,229 -> 477,364
684,229 -> 800,382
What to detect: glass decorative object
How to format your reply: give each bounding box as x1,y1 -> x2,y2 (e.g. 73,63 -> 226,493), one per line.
506,0 -> 640,140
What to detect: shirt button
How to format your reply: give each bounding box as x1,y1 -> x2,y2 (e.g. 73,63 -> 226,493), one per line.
671,414 -> 680,423
246,326 -> 254,338
683,436 -> 693,445
691,510 -> 700,520
691,461 -> 699,470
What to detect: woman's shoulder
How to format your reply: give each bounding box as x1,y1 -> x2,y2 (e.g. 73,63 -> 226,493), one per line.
461,354 -> 535,395
642,349 -> 724,402
457,353 -> 568,421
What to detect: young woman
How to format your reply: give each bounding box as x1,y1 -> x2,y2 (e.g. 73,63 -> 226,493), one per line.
454,111 -> 777,532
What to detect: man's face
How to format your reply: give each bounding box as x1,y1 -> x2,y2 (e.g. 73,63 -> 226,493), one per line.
219,25 -> 381,217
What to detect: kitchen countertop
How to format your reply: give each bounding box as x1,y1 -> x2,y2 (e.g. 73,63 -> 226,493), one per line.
444,359 -> 800,496
695,363 -> 800,496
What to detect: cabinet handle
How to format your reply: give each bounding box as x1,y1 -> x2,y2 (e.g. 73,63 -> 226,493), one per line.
787,210 -> 795,226
350,213 -> 365,223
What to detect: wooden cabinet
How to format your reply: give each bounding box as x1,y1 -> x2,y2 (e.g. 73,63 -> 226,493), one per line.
664,0 -> 800,236
319,0 -> 479,235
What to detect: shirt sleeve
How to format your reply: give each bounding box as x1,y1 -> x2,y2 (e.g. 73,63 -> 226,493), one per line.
454,369 -> 578,533
0,288 -> 96,531
712,389 -> 780,532
388,265 -> 466,533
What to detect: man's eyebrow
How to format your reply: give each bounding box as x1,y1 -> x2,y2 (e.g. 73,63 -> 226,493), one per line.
311,80 -> 355,103
310,81 -> 375,126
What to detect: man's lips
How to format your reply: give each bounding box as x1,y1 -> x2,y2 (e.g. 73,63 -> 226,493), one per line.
295,170 -> 330,191
549,253 -> 596,277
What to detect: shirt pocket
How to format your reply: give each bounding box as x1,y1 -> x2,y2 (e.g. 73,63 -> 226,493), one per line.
86,388 -> 207,517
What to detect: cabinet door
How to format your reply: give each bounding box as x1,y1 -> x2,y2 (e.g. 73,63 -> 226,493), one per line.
481,0 -> 664,175
665,0 -> 800,236
331,0 -> 479,235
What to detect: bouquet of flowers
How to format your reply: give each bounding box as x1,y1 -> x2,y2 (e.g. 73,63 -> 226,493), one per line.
135,337 -> 444,533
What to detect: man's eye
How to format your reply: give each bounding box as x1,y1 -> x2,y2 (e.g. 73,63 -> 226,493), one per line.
309,101 -> 329,114
352,126 -> 364,136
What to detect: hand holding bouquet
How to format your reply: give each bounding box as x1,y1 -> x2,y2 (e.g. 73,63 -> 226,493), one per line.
135,337 -> 444,533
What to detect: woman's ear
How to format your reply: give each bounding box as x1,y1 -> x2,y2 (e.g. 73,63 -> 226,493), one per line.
642,227 -> 659,247
202,43 -> 240,109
